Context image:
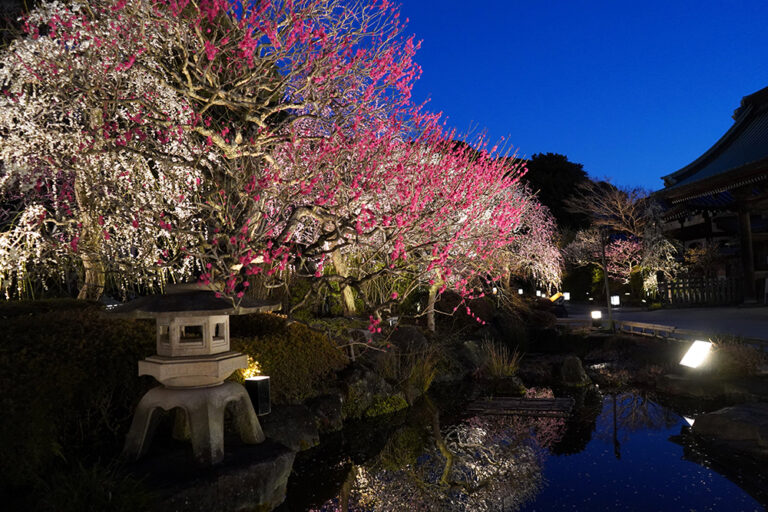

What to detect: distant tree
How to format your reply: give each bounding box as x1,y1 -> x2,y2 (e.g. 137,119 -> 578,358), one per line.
523,153 -> 590,231
563,180 -> 679,298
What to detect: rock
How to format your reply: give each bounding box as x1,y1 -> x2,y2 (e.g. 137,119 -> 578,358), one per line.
260,405 -> 319,451
692,403 -> 768,459
561,356 -> 591,387
460,340 -> 484,370
478,376 -> 527,396
340,364 -> 395,420
151,440 -> 295,512
655,374 -> 725,399
305,393 -> 344,433
388,325 -> 429,351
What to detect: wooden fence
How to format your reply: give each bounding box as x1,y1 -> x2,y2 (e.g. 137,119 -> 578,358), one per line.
657,277 -> 741,305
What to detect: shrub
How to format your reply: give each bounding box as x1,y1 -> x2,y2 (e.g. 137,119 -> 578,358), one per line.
231,313 -> 348,404
478,338 -> 523,379
40,462 -> 154,512
713,341 -> 768,377
377,345 -> 440,401
0,300 -> 155,503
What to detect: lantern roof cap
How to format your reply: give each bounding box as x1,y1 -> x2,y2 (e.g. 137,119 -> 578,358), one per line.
110,283 -> 281,318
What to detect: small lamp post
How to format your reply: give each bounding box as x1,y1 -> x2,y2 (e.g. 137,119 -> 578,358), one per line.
518,288 -> 524,295
610,295 -> 620,307
563,292 -> 570,301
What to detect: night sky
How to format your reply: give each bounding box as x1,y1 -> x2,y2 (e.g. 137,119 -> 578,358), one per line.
399,0 -> 768,191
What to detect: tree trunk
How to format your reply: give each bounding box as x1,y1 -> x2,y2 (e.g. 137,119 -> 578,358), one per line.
331,250 -> 356,316
77,251 -> 105,300
74,167 -> 105,301
599,230 -> 613,328
426,282 -> 440,332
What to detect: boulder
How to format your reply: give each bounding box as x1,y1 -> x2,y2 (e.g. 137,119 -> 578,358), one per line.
154,440 -> 295,512
388,325 -> 429,351
655,374 -> 725,399
692,402 -> 768,459
260,405 -> 319,451
340,364 -> 395,420
305,393 -> 344,433
561,356 -> 591,387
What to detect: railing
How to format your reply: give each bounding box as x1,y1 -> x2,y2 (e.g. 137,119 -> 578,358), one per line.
658,277 -> 741,305
555,317 -> 768,349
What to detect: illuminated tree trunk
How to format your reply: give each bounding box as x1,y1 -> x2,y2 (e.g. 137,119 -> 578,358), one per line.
599,229 -> 613,329
331,250 -> 356,316
426,282 -> 441,332
74,165 -> 105,301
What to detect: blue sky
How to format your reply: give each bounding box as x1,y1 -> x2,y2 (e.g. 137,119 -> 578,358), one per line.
399,0 -> 768,190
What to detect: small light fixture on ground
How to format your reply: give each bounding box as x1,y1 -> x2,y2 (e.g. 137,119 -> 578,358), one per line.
245,376 -> 271,416
680,340 -> 713,368
610,295 -> 620,306
563,292 -> 570,301
549,292 -> 563,302
518,288 -> 524,295
492,287 -> 498,295
590,310 -> 602,328
536,290 -> 541,297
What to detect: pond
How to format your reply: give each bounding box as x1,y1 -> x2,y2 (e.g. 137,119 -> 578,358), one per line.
277,387 -> 766,511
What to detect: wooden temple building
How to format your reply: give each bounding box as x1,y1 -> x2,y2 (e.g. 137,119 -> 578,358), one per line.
659,86 -> 768,304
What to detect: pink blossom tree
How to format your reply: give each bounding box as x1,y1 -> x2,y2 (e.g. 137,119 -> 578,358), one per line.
1,0 -> 540,321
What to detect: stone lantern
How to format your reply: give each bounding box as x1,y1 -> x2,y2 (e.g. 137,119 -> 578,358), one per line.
114,284 -> 280,465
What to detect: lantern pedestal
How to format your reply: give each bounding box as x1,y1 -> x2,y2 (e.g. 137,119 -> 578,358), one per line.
123,382 -> 265,465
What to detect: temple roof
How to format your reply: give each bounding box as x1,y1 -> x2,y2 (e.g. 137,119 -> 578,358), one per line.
662,86 -> 768,197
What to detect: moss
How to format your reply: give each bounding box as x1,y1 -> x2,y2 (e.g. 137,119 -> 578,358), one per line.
231,313 -> 348,404
364,394 -> 408,418
341,384 -> 369,420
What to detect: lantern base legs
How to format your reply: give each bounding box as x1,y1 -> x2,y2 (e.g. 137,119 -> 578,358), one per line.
123,381 -> 265,466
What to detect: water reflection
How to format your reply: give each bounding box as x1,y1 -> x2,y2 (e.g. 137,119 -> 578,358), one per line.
308,388 -> 567,511
288,389 -> 763,512
595,391 -> 680,460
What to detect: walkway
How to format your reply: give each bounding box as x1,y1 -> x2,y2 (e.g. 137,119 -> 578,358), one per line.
566,303 -> 768,341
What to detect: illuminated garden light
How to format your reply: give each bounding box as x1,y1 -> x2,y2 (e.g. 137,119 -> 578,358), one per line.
563,292 -> 570,301
683,416 -> 695,426
679,340 -> 713,368
590,310 -> 602,328
610,295 -> 620,306
536,290 -> 541,297
518,288 -> 524,295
